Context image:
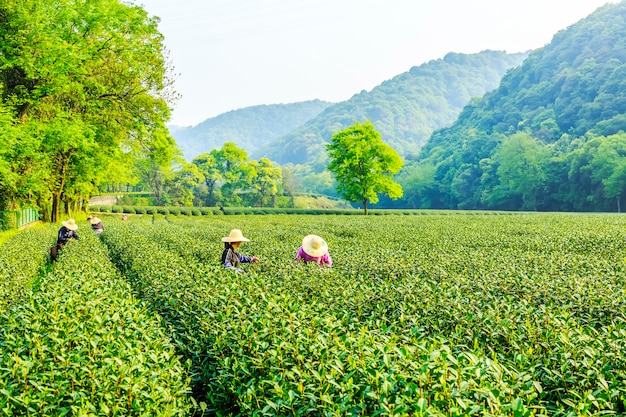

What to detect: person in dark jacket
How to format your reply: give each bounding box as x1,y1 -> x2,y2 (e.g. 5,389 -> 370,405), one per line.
51,218 -> 80,261
221,229 -> 259,273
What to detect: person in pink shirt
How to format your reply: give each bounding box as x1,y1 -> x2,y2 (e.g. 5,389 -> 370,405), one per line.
295,234 -> 332,267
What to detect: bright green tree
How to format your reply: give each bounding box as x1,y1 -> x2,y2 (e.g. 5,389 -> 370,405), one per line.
489,132 -> 550,211
590,133 -> 626,212
326,121 -> 403,214
135,126 -> 179,206
192,151 -> 222,206
249,158 -> 282,207
166,162 -> 204,207
214,142 -> 253,206
0,0 -> 178,220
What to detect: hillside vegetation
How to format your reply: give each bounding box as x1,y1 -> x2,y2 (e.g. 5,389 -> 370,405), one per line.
256,50 -> 527,165
170,100 -> 332,160
392,1 -> 626,212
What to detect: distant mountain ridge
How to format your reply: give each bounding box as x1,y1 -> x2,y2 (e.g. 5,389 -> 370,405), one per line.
170,50 -> 527,164
170,100 -> 332,160
256,50 -> 528,165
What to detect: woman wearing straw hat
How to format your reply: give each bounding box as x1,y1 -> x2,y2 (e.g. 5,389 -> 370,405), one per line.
87,216 -> 104,235
221,229 -> 259,273
295,234 -> 332,267
51,218 -> 80,262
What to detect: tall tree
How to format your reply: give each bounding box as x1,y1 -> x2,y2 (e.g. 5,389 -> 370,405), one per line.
249,158 -> 282,207
589,134 -> 626,212
0,105 -> 50,212
192,151 -> 222,206
135,126 -> 179,206
326,121 -> 403,214
214,142 -> 252,206
0,0 -> 178,220
165,162 -> 204,207
489,132 -> 550,211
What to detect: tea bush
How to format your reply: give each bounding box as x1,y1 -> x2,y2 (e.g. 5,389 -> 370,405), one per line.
99,214 -> 626,415
4,213 -> 626,415
0,231 -> 192,415
0,225 -> 55,311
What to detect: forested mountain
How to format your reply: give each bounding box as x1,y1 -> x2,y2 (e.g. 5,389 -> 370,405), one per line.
171,100 -> 332,160
254,50 -> 528,165
393,1 -> 626,212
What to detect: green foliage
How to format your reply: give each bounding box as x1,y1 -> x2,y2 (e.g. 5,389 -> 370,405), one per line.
489,133 -> 551,210
0,0 -> 179,219
172,100 -> 332,160
96,213 -> 626,415
399,2 -> 626,212
327,121 -> 404,214
248,157 -> 282,207
0,230 -> 192,415
4,213 -> 626,414
0,225 -> 54,310
0,211 -> 15,231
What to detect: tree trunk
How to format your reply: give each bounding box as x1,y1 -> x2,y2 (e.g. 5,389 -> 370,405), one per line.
52,192 -> 61,223
363,198 -> 368,215
617,196 -> 621,213
51,151 -> 73,222
207,179 -> 216,206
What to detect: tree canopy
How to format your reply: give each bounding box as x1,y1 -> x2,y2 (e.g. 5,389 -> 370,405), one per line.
326,121 -> 403,214
0,0 -> 178,220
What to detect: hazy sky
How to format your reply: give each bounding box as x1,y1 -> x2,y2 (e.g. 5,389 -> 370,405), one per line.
134,0 -> 618,126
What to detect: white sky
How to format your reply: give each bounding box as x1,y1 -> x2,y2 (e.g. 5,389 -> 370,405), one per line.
133,0 -> 619,127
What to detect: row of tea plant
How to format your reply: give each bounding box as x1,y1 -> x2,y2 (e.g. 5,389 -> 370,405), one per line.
98,213 -> 626,416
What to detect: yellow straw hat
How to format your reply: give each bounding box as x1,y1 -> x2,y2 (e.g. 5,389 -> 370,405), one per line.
221,229 -> 250,242
62,218 -> 79,231
302,234 -> 328,257
89,217 -> 101,225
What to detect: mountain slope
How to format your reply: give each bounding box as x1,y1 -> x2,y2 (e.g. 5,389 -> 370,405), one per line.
422,2 -> 626,156
170,100 -> 332,160
254,50 -> 528,165
398,1 -> 626,211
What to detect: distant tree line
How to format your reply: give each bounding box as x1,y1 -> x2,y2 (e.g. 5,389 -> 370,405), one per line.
385,131 -> 626,212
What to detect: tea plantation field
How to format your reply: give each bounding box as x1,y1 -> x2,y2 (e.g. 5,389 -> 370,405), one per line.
1,212 -> 626,416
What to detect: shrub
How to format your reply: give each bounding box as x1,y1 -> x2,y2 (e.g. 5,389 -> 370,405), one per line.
179,207 -> 192,216
0,233 -> 193,415
0,211 -> 16,231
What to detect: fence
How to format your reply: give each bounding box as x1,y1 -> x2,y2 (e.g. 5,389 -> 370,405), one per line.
0,208 -> 40,231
